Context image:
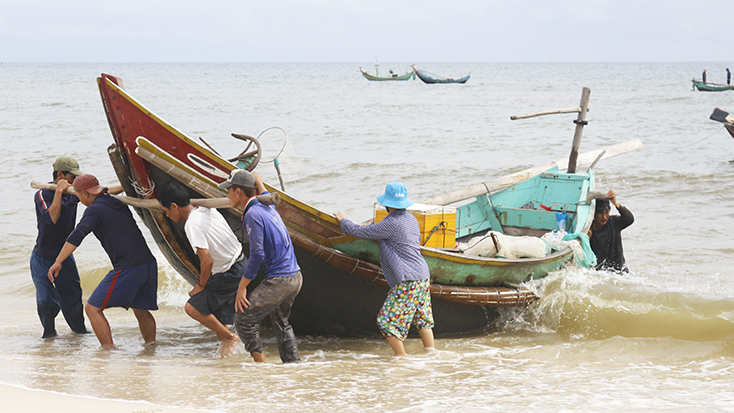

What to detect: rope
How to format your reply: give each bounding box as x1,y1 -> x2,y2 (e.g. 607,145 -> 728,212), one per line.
130,179 -> 154,197
422,221 -> 447,246
675,125 -> 725,149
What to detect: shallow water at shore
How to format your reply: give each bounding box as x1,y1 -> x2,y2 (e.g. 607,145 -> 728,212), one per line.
1,62 -> 734,411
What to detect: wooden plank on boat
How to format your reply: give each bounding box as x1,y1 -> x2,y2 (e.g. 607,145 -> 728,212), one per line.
423,138 -> 643,206
30,181 -> 279,211
31,181 -> 229,209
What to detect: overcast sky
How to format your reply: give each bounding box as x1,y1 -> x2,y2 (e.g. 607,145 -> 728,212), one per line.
0,0 -> 730,62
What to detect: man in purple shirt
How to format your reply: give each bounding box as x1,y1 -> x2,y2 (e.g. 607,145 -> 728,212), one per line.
30,156 -> 88,338
220,169 -> 302,363
48,174 -> 157,349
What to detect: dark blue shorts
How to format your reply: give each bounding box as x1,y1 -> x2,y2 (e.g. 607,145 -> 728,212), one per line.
88,260 -> 158,311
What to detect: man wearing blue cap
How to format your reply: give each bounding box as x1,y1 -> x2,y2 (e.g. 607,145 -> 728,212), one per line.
335,182 -> 435,356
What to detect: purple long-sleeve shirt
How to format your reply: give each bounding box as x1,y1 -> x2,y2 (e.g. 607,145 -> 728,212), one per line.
340,209 -> 430,288
241,194 -> 300,280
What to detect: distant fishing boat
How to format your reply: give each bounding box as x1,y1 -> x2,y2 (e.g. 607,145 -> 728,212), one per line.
360,67 -> 414,81
360,60 -> 414,81
709,107 -> 734,139
412,64 -> 470,84
692,79 -> 734,92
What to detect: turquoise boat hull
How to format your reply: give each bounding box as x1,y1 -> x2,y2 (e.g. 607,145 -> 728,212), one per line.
692,79 -> 734,91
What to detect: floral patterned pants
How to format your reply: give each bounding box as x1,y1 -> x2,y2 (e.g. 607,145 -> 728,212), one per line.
377,279 -> 434,339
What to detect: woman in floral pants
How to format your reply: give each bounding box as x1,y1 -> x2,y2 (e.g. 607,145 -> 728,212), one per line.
335,182 -> 435,356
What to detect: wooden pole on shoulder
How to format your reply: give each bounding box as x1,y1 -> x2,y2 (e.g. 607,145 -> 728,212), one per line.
567,87 -> 591,173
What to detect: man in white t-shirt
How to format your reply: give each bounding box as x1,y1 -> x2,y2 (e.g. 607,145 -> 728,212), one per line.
158,181 -> 246,357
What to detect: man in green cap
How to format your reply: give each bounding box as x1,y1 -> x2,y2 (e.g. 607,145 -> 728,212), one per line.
30,156 -> 89,338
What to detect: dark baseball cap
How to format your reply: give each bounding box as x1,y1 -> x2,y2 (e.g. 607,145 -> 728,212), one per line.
218,169 -> 257,190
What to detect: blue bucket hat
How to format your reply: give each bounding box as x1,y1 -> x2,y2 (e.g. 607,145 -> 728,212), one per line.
377,182 -> 414,209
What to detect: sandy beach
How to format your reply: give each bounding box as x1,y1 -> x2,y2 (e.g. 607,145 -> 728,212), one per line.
0,383 -> 206,413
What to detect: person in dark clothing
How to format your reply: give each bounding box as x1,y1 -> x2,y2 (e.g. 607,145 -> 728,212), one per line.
48,174 -> 157,349
727,68 -> 731,86
589,190 -> 634,272
31,156 -> 89,338
703,69 -> 707,84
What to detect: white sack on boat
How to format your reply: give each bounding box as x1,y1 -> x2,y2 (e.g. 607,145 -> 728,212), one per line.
463,231 -> 547,259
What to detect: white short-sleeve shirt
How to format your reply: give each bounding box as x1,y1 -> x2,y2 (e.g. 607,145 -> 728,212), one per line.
184,207 -> 242,274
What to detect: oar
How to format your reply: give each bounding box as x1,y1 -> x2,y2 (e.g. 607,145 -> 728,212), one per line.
30,181 -> 279,210
422,138 -> 643,206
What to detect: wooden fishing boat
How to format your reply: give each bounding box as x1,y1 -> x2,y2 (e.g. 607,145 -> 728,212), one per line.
709,107 -> 734,139
360,67 -> 414,81
412,64 -> 470,84
97,74 -> 640,336
692,79 -> 734,92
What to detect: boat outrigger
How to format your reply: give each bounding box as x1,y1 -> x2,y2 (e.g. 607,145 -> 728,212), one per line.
96,75 -> 642,336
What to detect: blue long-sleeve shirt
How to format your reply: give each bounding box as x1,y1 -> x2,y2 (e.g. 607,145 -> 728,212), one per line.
340,209 -> 430,288
66,194 -> 154,270
33,188 -> 79,258
241,194 -> 300,280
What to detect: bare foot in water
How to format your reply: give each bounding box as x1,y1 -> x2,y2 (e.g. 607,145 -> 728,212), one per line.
217,334 -> 241,358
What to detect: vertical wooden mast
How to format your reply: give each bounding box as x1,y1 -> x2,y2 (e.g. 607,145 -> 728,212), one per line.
567,87 -> 591,173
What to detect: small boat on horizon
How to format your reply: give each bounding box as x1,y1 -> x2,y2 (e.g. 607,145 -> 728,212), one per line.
360,60 -> 414,81
412,64 -> 470,84
692,79 -> 734,92
360,67 -> 414,81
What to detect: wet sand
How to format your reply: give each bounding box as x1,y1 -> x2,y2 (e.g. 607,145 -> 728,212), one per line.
0,383 -> 206,413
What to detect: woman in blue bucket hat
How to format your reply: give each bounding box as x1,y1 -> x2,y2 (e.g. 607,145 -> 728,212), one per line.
335,182 -> 435,356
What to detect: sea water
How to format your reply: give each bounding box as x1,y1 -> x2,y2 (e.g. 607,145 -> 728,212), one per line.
1,62 -> 734,412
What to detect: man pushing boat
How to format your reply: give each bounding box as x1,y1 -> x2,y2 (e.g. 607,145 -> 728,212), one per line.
48,174 -> 158,349
157,181 -> 245,358
220,169 -> 302,363
588,190 -> 634,273
30,156 -> 90,339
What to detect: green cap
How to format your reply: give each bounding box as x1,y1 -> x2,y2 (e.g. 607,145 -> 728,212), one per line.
53,156 -> 83,176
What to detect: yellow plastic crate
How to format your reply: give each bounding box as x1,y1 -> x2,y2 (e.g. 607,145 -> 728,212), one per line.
374,203 -> 457,248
